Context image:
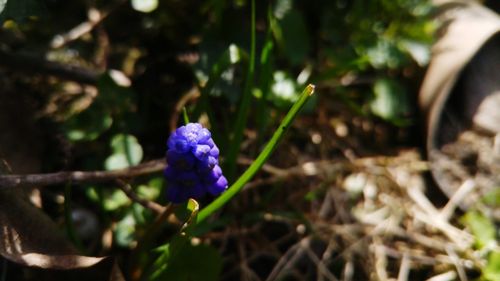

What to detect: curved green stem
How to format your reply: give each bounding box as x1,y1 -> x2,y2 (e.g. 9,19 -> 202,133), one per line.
182,107 -> 190,125
197,84 -> 315,223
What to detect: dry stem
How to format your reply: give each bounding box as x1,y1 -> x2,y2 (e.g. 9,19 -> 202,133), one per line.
0,159 -> 166,188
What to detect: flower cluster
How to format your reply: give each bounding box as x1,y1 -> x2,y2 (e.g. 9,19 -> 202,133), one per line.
164,123 -> 228,203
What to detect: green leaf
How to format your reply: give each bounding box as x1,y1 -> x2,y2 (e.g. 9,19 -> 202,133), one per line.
160,241 -> 222,281
131,0 -> 158,13
267,69 -> 316,114
103,189 -> 130,211
85,187 -> 100,202
64,105 -> 113,142
278,10 -> 310,66
461,211 -> 496,249
370,78 -> 411,125
104,154 -> 131,171
113,204 -> 150,247
269,71 -> 299,109
149,198 -> 208,281
399,40 -> 430,66
484,251 -> 500,281
364,39 -> 406,69
114,211 -> 136,247
137,178 -> 164,200
0,0 -> 6,14
483,188 -> 500,207
151,234 -> 222,281
0,0 -> 45,23
174,199 -> 199,232
104,134 -> 143,170
273,0 -> 292,19
97,71 -> 135,114
149,234 -> 188,280
64,71 -> 135,142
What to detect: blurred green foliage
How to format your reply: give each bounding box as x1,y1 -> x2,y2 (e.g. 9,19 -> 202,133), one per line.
462,210 -> 496,250
105,134 -> 143,170
462,191 -> 500,281
483,251 -> 500,281
0,0 -> 45,22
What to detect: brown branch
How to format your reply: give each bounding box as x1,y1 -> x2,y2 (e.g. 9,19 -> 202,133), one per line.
0,157 -> 349,189
50,0 -> 126,49
0,159 -> 166,188
0,49 -> 101,84
0,156 -> 279,189
115,179 -> 165,215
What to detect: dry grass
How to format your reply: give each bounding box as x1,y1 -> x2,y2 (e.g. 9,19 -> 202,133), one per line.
204,100 -> 492,281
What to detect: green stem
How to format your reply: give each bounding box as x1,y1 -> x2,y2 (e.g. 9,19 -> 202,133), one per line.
197,84 -> 315,223
256,8 -> 275,150
182,107 -> 190,125
224,0 -> 256,181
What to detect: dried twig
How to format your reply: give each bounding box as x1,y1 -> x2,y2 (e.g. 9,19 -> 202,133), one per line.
407,186 -> 474,249
303,245 -> 339,281
373,238 -> 389,281
0,155 -> 311,189
50,1 -> 126,49
0,49 -> 100,84
445,245 -> 468,281
115,180 -> 165,214
426,271 -> 458,281
237,237 -> 262,281
342,257 -> 354,281
397,252 -> 411,281
440,179 -> 475,221
265,238 -> 308,281
0,159 -> 166,188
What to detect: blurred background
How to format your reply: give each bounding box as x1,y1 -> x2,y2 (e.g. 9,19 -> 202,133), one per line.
0,0 -> 499,280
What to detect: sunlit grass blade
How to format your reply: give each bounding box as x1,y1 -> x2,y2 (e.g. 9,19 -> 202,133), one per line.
197,84 -> 315,223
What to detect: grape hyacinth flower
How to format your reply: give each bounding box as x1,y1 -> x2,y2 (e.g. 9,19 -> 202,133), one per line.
164,123 -> 228,203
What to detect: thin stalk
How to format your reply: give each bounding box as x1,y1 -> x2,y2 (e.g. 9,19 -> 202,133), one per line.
256,8 -> 275,149
197,84 -> 315,223
182,107 -> 190,125
224,0 -> 256,181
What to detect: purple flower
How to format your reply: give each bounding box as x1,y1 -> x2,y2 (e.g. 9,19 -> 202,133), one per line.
164,123 -> 228,203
